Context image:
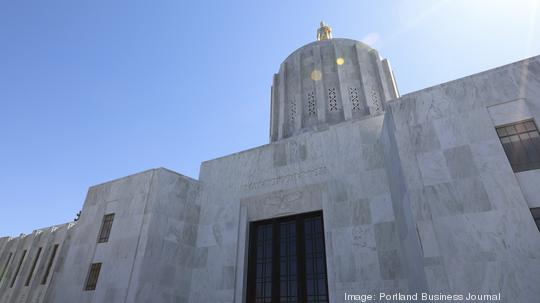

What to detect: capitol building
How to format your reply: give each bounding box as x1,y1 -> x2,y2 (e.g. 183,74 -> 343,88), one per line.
1,23 -> 540,303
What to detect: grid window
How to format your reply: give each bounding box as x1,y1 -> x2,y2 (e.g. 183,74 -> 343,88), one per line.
304,217 -> 328,303
10,250 -> 27,288
97,213 -> 115,243
255,224 -> 273,303
247,211 -> 328,303
84,263 -> 102,291
496,120 -> 540,172
41,244 -> 59,285
279,221 -> 298,303
531,208 -> 540,232
0,252 -> 13,282
25,247 -> 42,286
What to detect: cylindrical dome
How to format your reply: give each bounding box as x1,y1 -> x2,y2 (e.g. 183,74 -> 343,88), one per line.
269,38 -> 399,142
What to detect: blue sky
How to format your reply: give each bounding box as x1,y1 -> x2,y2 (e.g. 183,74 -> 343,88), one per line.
1,0 -> 539,236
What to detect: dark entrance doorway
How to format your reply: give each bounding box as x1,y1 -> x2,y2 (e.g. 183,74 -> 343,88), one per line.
246,211 -> 329,303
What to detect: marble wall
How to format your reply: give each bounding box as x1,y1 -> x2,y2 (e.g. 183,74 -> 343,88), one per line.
125,169 -> 200,303
0,223 -> 74,303
43,168 -> 199,303
382,55 -> 540,302
192,114 -> 406,303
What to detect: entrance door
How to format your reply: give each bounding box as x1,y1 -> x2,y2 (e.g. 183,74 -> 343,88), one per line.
246,211 -> 329,303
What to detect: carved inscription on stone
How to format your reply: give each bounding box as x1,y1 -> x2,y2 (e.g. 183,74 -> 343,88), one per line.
18,293 -> 27,303
352,225 -> 376,251
262,191 -> 303,213
242,183 -> 324,222
242,166 -> 329,191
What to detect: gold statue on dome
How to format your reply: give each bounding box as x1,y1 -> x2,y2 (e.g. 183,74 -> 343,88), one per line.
317,21 -> 332,41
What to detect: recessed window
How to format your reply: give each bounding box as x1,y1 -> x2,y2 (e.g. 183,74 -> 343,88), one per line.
246,211 -> 329,303
349,87 -> 360,112
25,247 -> 42,286
10,250 -> 27,288
531,208 -> 540,232
307,91 -> 317,116
290,98 -> 297,123
328,88 -> 338,111
41,244 -> 59,285
496,120 -> 540,172
97,213 -> 115,243
370,86 -> 381,112
0,252 -> 13,283
84,263 -> 102,291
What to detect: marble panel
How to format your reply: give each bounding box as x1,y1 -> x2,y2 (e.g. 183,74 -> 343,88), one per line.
443,145 -> 479,179
488,99 -> 533,126
417,151 -> 452,186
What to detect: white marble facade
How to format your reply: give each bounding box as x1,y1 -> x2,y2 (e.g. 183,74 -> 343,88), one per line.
1,36 -> 540,303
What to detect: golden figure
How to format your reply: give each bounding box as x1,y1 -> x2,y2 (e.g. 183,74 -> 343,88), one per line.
317,21 -> 332,41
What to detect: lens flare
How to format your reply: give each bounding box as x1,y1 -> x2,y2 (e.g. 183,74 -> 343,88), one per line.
310,69 -> 322,81
336,57 -> 345,65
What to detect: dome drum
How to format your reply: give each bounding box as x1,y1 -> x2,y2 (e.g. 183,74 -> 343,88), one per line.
270,38 -> 399,142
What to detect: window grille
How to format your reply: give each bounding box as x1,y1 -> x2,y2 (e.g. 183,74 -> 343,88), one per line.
290,98 -> 297,123
370,86 -> 381,112
97,213 -> 115,243
84,263 -> 102,291
496,120 -> 540,172
307,92 -> 317,116
328,88 -> 338,111
349,87 -> 360,112
247,211 -> 329,303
